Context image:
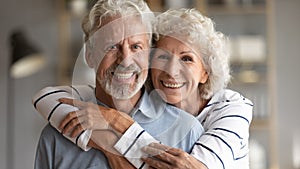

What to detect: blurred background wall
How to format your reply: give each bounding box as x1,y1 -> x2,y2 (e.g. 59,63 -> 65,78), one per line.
0,0 -> 59,169
0,0 -> 299,169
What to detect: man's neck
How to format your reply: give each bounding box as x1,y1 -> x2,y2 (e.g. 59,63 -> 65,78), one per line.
95,85 -> 142,114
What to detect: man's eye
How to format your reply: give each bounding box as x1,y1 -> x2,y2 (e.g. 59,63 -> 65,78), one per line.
181,56 -> 193,62
157,54 -> 169,60
132,44 -> 142,50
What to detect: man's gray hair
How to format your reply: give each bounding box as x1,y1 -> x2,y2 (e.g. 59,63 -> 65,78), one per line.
82,0 -> 155,42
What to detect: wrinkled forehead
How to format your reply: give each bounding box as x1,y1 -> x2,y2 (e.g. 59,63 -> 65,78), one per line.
157,33 -> 201,55
89,15 -> 150,45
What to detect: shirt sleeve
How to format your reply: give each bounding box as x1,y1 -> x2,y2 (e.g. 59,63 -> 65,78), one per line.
191,100 -> 253,169
34,125 -> 55,169
114,122 -> 159,169
32,85 -> 95,151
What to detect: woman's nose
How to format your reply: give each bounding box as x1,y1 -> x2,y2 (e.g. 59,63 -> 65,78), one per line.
165,59 -> 180,77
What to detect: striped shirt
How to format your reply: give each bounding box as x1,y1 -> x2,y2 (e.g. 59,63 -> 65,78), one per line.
32,85 -> 95,151
32,85 -> 204,169
115,89 -> 253,169
191,89 -> 253,169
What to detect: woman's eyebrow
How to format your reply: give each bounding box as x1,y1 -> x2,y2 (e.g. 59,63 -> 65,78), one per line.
180,50 -> 195,55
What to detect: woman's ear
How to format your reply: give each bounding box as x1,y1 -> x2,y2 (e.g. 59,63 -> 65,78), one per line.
199,71 -> 209,84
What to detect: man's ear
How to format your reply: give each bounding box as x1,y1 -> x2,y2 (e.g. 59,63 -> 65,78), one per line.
84,43 -> 95,68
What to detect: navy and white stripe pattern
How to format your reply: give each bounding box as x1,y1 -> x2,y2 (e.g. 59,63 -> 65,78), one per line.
114,122 -> 159,169
191,89 -> 253,169
32,85 -> 95,151
114,89 -> 253,169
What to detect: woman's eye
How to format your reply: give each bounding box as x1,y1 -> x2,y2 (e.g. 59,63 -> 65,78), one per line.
181,56 -> 193,62
106,44 -> 118,51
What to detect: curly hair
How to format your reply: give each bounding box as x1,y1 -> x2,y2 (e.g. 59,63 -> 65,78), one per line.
81,0 -> 155,43
154,8 -> 231,99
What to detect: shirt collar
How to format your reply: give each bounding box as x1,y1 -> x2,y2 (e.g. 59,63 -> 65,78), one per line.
95,88 -> 158,119
131,89 -> 157,119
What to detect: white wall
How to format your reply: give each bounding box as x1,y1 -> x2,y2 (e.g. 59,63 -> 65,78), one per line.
273,0 -> 300,168
0,0 -> 58,169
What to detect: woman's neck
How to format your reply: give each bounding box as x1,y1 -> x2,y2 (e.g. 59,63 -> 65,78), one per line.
174,95 -> 209,117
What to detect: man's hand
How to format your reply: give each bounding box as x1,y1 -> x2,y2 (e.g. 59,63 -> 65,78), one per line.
141,143 -> 208,169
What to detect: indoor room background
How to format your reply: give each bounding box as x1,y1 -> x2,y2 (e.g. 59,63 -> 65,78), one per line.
0,0 -> 299,169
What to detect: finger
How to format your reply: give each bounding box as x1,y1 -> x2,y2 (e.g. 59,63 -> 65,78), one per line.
142,146 -> 176,164
70,124 -> 84,138
142,144 -> 165,157
148,143 -> 182,156
61,117 -> 80,135
58,111 -> 77,130
58,98 -> 86,109
141,156 -> 171,169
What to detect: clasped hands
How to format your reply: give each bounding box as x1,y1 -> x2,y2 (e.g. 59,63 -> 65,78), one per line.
57,98 -> 206,169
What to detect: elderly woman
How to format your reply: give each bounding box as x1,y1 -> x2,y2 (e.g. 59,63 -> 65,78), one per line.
33,7 -> 253,169
139,8 -> 253,169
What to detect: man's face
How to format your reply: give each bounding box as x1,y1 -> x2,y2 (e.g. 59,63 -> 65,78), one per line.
88,16 -> 150,99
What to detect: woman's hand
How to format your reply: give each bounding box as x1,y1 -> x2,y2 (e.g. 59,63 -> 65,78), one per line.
58,97 -> 135,138
141,143 -> 208,169
58,98 -> 111,137
89,130 -> 136,169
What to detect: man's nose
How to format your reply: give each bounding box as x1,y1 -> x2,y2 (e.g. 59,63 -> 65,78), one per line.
116,46 -> 134,67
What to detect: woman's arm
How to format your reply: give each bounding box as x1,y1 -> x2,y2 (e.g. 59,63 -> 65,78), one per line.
141,143 -> 208,169
88,130 -> 136,169
190,94 -> 253,169
32,85 -> 136,169
32,85 -> 95,151
141,92 -> 253,169
58,98 -> 134,137
57,98 -> 160,169
59,97 -> 203,169
33,85 -> 203,169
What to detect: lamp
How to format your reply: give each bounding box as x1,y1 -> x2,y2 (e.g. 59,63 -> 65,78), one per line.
10,30 -> 46,78
6,30 -> 46,168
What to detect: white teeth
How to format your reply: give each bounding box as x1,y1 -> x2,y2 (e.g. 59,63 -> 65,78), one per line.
114,72 -> 134,79
162,82 -> 184,88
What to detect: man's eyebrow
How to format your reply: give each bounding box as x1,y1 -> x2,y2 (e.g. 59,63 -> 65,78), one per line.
130,40 -> 149,48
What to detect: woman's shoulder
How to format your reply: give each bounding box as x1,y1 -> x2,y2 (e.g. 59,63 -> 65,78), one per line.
203,89 -> 253,118
214,89 -> 253,105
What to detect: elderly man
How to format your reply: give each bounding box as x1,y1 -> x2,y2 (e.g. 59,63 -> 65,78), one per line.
33,0 -> 202,169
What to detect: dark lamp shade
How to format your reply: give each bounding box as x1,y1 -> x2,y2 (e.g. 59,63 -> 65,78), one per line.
10,31 -> 46,78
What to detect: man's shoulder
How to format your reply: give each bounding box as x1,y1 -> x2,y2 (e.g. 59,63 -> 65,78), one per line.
40,123 -> 60,138
38,124 -> 64,147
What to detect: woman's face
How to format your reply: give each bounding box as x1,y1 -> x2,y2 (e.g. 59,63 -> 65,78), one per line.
151,36 -> 208,104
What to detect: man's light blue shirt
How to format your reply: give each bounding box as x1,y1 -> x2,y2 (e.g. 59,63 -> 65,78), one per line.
34,90 -> 203,169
